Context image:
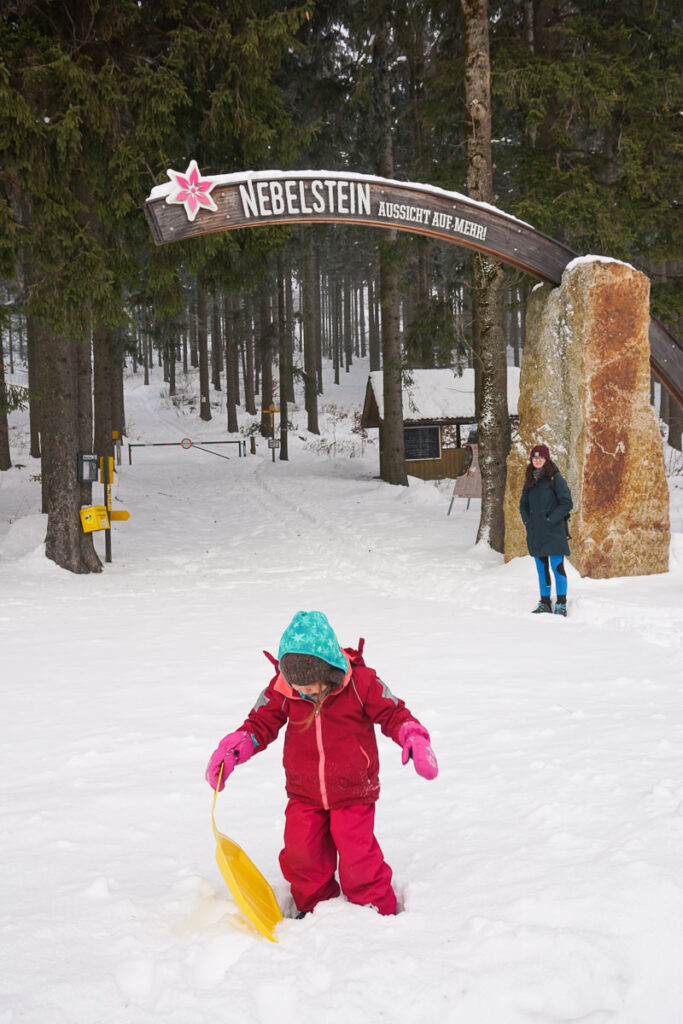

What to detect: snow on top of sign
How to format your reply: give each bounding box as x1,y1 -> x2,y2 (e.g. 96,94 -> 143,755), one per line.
527,255 -> 638,295
565,254 -> 637,273
368,367 -> 520,421
147,168 -> 535,230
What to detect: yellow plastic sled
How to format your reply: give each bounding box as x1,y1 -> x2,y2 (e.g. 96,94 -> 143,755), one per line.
211,766 -> 283,943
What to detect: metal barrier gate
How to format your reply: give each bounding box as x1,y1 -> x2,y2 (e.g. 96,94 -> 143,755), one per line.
128,437 -> 246,463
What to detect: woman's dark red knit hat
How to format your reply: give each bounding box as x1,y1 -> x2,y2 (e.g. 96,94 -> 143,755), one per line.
530,444 -> 550,461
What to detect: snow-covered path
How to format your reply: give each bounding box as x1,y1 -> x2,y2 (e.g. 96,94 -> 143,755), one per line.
2,365 -> 683,1023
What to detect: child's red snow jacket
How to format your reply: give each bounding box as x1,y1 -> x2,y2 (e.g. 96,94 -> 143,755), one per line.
238,647 -> 419,810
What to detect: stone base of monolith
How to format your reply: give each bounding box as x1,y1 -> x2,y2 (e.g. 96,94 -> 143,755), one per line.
503,258 -> 670,578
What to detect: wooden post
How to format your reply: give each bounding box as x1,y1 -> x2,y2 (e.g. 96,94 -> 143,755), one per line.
103,455 -> 112,563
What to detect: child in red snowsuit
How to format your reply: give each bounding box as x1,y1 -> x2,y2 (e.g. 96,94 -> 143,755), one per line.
205,610 -> 438,917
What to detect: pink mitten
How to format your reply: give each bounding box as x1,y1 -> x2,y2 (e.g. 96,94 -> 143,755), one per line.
398,722 -> 438,780
205,731 -> 254,791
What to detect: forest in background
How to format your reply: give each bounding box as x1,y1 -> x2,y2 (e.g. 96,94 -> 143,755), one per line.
1,0 -> 681,572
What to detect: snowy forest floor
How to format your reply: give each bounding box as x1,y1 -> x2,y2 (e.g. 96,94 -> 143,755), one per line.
2,359 -> 683,1024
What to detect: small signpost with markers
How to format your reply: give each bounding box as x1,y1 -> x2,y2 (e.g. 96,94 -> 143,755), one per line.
78,432 -> 130,563
265,404 -> 280,462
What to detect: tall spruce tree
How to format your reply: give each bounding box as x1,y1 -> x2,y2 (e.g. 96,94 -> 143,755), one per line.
0,1 -> 141,571
491,0 -> 682,326
0,0 -> 309,571
461,0 -> 509,552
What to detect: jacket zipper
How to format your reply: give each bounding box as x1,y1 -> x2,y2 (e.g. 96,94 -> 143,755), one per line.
314,704 -> 329,810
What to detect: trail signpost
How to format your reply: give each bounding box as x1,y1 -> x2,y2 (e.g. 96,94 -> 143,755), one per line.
77,453 -> 99,483
77,434 -> 129,563
265,404 -> 280,463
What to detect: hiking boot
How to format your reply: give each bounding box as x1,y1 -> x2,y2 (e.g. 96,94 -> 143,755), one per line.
532,599 -> 552,614
554,601 -> 567,617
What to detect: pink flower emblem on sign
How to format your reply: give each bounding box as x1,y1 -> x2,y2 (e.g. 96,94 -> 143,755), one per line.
166,160 -> 218,222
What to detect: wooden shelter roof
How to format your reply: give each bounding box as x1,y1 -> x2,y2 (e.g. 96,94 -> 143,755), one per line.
361,367 -> 520,428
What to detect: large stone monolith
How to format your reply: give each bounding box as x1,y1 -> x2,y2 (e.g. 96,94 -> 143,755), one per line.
503,258 -> 669,578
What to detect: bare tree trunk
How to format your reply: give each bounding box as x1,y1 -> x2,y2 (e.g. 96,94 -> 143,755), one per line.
224,292 -> 239,433
259,281 -> 274,437
322,271 -> 331,360
211,294 -> 222,391
284,259 -> 295,404
277,252 -> 289,461
143,326 -> 150,386
197,284 -> 212,422
111,335 -> 126,438
343,274 -> 353,372
359,280 -> 367,359
513,285 -> 523,367
461,0 -> 509,551
93,323 -> 113,458
162,329 -> 170,384
375,26 -> 407,487
473,254 -> 508,549
76,331 -> 96,511
0,347 -> 11,470
243,293 -> 257,416
378,237 -> 407,485
189,282 -> 199,369
368,276 -> 381,372
26,313 -> 42,459
333,278 -> 341,386
41,327 -> 101,573
302,231 -> 320,434
168,332 -> 176,397
7,319 -> 14,374
313,243 -> 323,395
131,313 -> 138,374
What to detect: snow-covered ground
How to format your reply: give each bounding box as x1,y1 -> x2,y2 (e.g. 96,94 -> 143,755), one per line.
2,358 -> 683,1024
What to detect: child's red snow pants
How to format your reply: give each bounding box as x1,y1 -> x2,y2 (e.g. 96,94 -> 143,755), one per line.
279,798 -> 397,915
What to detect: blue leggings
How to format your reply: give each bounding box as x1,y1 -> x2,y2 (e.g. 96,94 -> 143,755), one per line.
534,556 -> 567,598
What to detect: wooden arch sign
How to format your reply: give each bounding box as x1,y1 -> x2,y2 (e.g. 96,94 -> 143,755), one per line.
144,165 -> 683,405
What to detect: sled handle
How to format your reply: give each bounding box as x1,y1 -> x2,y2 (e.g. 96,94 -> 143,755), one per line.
211,762 -> 225,838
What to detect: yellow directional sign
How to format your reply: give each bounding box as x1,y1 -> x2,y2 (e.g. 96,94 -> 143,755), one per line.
109,510 -> 130,521
80,505 -> 110,533
99,456 -> 115,490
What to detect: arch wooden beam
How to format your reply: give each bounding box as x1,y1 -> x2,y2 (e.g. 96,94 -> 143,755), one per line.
144,169 -> 683,406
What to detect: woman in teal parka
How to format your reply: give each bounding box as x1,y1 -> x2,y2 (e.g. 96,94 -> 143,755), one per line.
519,444 -> 573,616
